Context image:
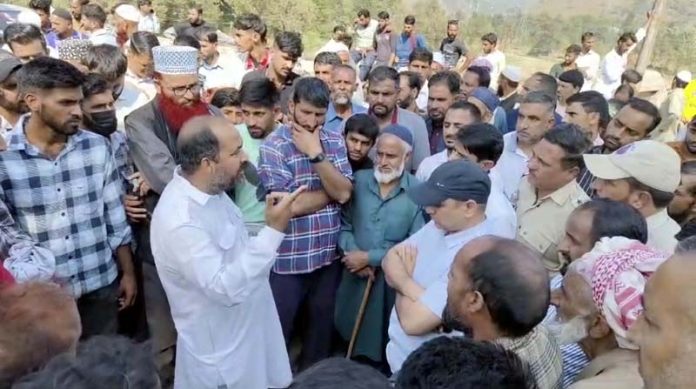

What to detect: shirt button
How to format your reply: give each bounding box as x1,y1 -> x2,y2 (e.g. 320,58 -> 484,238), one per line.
61,212 -> 65,216
65,236 -> 69,240
57,188 -> 61,192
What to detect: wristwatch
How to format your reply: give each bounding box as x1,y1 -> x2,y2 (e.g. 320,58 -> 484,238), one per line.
309,153 -> 326,164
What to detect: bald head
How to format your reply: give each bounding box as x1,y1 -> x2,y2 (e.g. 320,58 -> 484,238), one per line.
177,116 -> 241,175
450,236 -> 550,338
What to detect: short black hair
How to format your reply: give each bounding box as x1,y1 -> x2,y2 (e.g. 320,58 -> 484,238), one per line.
543,123 -> 591,171
190,4 -> 203,14
83,44 -> 127,82
173,34 -> 201,50
531,72 -> 558,99
567,91 -> 610,129
404,15 -> 416,25
619,31 -> 638,43
81,3 -> 107,27
399,71 -> 423,92
13,336 -> 159,389
52,8 -> 73,22
239,78 -> 279,108
210,87 -> 241,109
290,358 -> 390,389
3,23 -> 45,50
233,13 -> 267,42
621,69 -> 643,85
448,19 -> 459,27
28,0 -> 51,13
481,32 -> 498,45
274,31 -> 303,60
357,9 -> 370,18
566,44 -> 582,55
429,71 -> 461,95
17,56 -> 84,95
448,100 -> 483,122
615,83 -> 635,99
178,122 -> 220,175
314,51 -> 341,67
558,69 -> 584,90
195,26 -> 218,44
344,113 -> 379,143
129,31 -> 160,57
368,66 -> 399,87
575,199 -> 648,245
408,47 -> 432,65
377,11 -> 389,20
456,123 -> 503,163
333,25 -> 346,34
581,31 -> 595,42
466,66 -> 491,88
397,336 -> 537,389
626,177 -> 675,209
292,77 -> 330,109
81,72 -> 110,100
626,97 -> 661,133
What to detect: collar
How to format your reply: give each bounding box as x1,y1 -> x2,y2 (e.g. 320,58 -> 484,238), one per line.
326,102 -> 353,122
367,171 -> 412,200
172,167 -> 213,206
495,327 -> 536,352
647,208 -> 672,229
201,52 -> 222,70
441,218 -> 490,249
245,48 -> 270,71
503,132 -> 527,158
7,114 -> 84,157
537,179 -> 582,206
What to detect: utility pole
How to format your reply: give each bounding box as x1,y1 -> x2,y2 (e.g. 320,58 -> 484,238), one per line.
635,0 -> 666,73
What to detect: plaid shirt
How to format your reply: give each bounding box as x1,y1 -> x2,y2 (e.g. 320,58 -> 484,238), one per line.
0,117 -> 132,297
258,125 -> 353,274
496,325 -> 563,389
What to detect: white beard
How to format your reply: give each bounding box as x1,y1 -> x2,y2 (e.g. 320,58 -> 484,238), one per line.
547,315 -> 589,346
374,160 -> 405,184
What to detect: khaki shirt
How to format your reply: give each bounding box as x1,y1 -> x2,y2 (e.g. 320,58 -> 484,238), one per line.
569,349 -> 642,389
646,209 -> 680,254
516,178 -> 590,271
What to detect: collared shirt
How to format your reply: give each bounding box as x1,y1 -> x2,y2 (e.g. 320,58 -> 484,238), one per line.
516,177 -> 590,271
594,49 -> 625,98
386,218 -> 499,373
150,169 -> 292,389
258,125 -> 353,274
138,13 -> 160,34
199,52 -> 246,91
89,28 -> 118,47
424,115 -> 444,155
576,50 -> 601,91
415,149 -> 448,182
355,19 -> 379,49
651,88 -> 686,143
110,131 -> 130,194
480,50 -> 506,90
368,108 -> 431,173
487,168 -> 517,239
0,116 -> 131,297
0,114 -> 14,144
125,69 -> 157,101
116,80 -> 150,133
416,79 -> 429,112
494,132 -> 530,202
375,30 -> 397,64
646,209 -> 680,253
568,349 -> 642,389
395,33 -> 428,69
324,102 -> 367,134
235,124 -> 266,225
496,325 -> 563,389
243,49 -> 270,71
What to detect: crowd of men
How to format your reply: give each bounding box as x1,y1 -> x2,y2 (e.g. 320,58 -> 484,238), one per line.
0,1 -> 696,389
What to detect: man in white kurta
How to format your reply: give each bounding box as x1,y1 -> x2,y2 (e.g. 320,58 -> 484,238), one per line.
150,116 -> 296,389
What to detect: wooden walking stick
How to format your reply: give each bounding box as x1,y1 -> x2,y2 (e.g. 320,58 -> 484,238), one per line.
346,272 -> 375,359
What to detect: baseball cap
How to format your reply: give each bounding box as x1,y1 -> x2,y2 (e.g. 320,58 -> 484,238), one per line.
381,124 -> 413,147
0,51 -> 21,84
407,160 -> 491,206
583,140 -> 680,192
501,66 -> 522,83
470,87 -> 499,113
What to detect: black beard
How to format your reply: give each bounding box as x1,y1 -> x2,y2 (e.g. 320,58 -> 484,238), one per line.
441,306 -> 473,336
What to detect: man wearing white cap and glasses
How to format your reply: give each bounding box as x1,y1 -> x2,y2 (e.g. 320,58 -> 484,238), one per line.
112,3 -> 140,48
125,45 -> 220,382
498,65 -> 521,115
650,70 -> 693,143
586,140 -> 682,253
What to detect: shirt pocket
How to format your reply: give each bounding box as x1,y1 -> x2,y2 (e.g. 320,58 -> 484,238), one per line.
518,225 -> 554,258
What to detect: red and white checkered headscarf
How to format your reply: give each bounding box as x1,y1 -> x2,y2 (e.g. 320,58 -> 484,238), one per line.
568,237 -> 668,349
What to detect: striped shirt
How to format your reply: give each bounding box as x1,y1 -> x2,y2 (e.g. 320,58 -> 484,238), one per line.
0,117 -> 132,296
258,125 -> 353,274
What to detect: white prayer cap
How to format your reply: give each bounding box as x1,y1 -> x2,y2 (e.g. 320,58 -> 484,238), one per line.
114,4 -> 140,23
432,52 -> 445,66
501,66 -> 522,83
153,46 -> 199,75
677,70 -> 692,83
16,10 -> 42,28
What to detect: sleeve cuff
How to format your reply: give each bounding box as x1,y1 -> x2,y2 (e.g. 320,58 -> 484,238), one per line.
256,226 -> 286,251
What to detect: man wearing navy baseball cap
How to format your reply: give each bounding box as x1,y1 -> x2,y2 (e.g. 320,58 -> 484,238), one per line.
382,159 -> 505,375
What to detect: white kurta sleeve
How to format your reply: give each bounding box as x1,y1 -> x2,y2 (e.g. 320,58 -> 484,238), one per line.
165,224 -> 284,306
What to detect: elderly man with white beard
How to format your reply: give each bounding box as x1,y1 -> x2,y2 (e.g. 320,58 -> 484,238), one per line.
335,125 -> 425,369
324,64 -> 367,133
549,237 -> 669,389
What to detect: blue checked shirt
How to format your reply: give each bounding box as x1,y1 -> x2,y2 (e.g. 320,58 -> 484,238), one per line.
0,117 -> 132,297
258,125 -> 353,274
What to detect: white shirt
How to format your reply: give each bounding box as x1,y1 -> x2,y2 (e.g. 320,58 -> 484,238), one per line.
354,19 -> 379,49
480,50 -> 506,91
415,149 -> 448,181
492,132 -> 530,203
386,218 -> 499,373
594,49 -> 625,99
116,80 -> 150,132
89,28 -> 118,47
125,69 -> 157,101
199,52 -> 246,91
576,50 -> 600,91
646,209 -> 680,254
416,79 -> 429,112
138,13 -> 160,34
487,168 -> 517,239
150,169 -> 292,389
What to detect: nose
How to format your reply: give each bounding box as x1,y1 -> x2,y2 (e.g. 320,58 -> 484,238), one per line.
240,149 -> 249,164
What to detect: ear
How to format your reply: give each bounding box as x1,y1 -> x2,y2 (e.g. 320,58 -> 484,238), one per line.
588,313 -> 612,339
479,160 -> 495,171
627,190 -> 648,210
469,290 -> 485,313
24,92 -> 40,113
287,100 -> 295,115
566,165 -> 580,179
272,105 -> 283,122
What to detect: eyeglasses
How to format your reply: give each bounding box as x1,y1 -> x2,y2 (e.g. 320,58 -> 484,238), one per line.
167,82 -> 202,97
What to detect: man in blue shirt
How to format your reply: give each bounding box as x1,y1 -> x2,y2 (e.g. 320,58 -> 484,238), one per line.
395,15 -> 428,70
324,64 -> 366,134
